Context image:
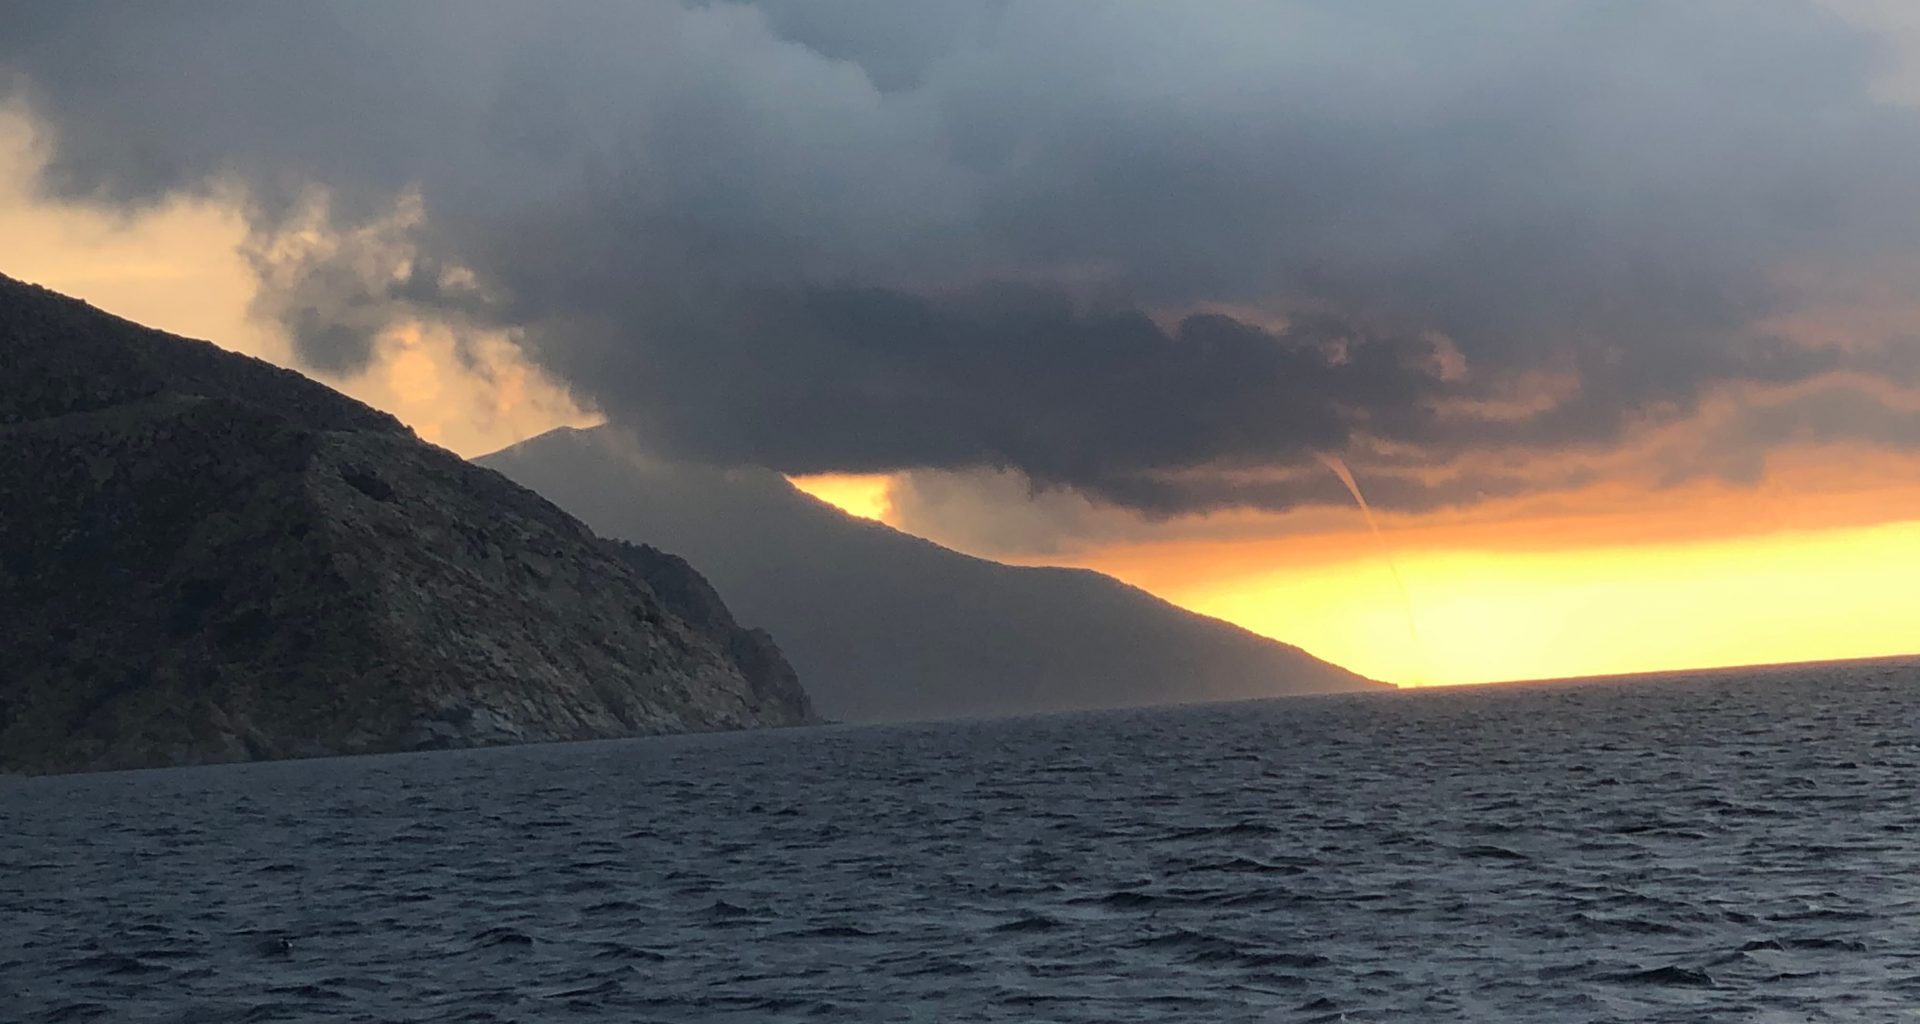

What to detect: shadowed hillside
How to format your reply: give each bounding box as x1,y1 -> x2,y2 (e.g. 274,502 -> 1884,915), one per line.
481,427 -> 1384,723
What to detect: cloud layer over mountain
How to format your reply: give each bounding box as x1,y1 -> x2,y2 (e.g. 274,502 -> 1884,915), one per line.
7,1 -> 1920,514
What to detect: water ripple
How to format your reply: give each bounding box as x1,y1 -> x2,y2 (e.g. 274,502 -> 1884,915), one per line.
4,659 -> 1920,1021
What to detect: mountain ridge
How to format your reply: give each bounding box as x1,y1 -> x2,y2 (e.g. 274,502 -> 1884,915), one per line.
480,426 -> 1385,723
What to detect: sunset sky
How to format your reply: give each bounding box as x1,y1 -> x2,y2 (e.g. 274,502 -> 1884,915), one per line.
6,2 -> 1920,686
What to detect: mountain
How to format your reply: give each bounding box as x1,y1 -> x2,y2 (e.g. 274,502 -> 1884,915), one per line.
479,427 -> 1384,723
0,275 -> 814,774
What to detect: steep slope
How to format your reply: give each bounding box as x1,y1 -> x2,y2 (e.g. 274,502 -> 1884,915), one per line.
480,427 -> 1384,723
0,275 -> 814,773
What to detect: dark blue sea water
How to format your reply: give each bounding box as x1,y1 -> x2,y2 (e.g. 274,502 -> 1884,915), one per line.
5,659 -> 1920,1022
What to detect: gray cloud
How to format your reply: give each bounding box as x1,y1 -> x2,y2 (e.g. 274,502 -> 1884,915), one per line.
4,0 -> 1918,513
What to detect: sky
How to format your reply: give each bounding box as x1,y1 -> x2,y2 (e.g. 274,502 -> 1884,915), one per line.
4,1 -> 1920,685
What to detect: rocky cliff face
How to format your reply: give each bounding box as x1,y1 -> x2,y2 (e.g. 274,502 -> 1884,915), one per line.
0,274 -> 815,773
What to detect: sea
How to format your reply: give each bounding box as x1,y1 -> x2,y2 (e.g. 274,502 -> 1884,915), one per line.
5,658 -> 1919,1023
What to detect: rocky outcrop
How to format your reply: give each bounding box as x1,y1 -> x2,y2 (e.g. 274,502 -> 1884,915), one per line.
0,274 -> 815,773
604,541 -> 815,727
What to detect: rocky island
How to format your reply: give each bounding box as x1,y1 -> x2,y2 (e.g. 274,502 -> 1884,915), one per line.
0,274 -> 815,774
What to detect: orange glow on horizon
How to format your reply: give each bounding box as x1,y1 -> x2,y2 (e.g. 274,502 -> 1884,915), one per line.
786,459 -> 1920,686
1027,511 -> 1920,687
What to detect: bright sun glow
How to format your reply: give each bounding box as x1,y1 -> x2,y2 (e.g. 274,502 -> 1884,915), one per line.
787,474 -> 895,522
1154,519 -> 1920,686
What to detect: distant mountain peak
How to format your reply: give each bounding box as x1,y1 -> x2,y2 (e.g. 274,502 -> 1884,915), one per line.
481,424 -> 1382,723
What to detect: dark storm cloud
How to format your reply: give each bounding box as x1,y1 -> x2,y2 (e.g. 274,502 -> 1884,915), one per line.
4,0 -> 1918,512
